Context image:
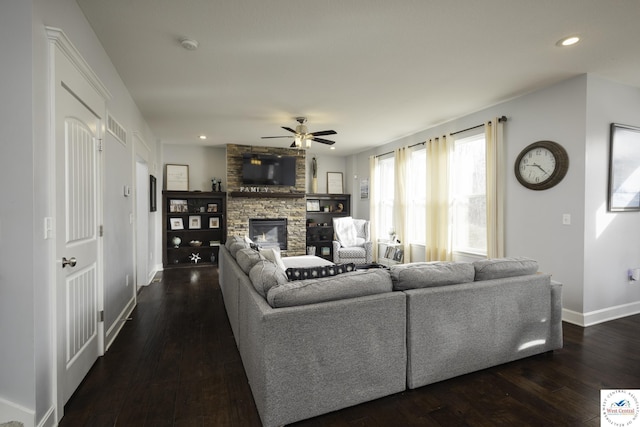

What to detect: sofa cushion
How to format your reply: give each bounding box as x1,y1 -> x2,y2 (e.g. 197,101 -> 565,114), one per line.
285,263 -> 356,281
225,235 -> 245,251
249,260 -> 289,298
473,257 -> 539,281
259,247 -> 287,271
390,262 -> 475,291
267,268 -> 392,308
229,241 -> 249,258
236,248 -> 264,274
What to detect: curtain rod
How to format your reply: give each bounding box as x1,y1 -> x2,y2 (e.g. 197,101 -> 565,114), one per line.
378,116 -> 508,154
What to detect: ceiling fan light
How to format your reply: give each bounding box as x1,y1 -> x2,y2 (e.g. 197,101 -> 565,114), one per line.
294,135 -> 302,148
305,139 -> 312,149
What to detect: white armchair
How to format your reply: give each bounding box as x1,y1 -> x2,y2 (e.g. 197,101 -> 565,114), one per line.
332,217 -> 373,265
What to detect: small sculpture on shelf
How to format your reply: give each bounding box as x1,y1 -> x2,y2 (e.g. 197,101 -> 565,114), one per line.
190,253 -> 201,263
171,236 -> 181,248
211,177 -> 222,192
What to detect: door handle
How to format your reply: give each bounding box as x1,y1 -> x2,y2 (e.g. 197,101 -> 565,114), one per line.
62,257 -> 77,268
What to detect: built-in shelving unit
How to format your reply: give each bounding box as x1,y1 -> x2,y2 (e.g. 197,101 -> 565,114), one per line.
162,191 -> 226,268
305,193 -> 351,261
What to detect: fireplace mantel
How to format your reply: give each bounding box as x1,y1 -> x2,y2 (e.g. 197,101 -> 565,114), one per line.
229,191 -> 305,199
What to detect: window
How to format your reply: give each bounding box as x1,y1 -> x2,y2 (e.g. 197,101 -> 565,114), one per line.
407,147 -> 426,244
374,154 -> 395,238
451,133 -> 486,255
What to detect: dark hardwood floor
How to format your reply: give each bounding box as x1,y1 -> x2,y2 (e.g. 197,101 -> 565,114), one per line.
60,267 -> 640,426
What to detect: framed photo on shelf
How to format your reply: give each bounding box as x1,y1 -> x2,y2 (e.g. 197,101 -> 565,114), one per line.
306,199 -> 320,212
209,217 -> 220,228
169,199 -> 188,213
165,164 -> 189,191
188,215 -> 201,229
170,218 -> 184,230
207,203 -> 218,213
327,172 -> 343,194
321,247 -> 331,256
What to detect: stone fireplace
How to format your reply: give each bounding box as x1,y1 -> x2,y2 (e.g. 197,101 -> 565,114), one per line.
226,144 -> 307,255
249,218 -> 288,250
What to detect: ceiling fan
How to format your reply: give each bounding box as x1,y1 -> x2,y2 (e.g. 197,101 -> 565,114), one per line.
261,117 -> 336,149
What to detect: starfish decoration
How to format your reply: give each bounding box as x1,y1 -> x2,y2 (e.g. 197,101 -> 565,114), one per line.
190,253 -> 201,263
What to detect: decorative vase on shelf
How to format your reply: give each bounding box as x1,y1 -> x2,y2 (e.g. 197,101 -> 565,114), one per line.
171,236 -> 181,248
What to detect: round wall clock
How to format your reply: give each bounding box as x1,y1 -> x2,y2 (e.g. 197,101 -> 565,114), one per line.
514,140 -> 569,190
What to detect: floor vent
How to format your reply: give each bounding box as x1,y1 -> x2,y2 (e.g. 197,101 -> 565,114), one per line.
107,113 -> 127,146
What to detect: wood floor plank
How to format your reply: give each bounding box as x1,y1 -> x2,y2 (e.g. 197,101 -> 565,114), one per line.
59,267 -> 640,426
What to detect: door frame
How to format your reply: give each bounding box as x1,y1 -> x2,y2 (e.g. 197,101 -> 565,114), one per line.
46,27 -> 112,421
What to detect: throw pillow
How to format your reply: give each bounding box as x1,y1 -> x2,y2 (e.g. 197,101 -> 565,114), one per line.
285,263 -> 356,281
259,246 -> 287,271
249,260 -> 288,298
333,216 -> 357,247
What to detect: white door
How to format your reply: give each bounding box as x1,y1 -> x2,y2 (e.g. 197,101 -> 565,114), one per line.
56,85 -> 102,403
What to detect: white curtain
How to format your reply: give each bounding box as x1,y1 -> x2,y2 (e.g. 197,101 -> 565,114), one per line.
369,155 -> 379,260
394,147 -> 410,261
425,135 -> 453,261
485,118 -> 505,258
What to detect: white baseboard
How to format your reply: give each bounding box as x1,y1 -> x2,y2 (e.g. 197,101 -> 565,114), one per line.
36,406 -> 55,427
563,300 -> 640,327
0,396 -> 34,427
104,295 -> 136,351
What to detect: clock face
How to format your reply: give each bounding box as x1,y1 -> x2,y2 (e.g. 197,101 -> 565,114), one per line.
514,140 -> 569,190
518,147 -> 556,184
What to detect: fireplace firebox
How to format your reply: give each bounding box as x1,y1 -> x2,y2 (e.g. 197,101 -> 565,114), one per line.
249,218 -> 288,250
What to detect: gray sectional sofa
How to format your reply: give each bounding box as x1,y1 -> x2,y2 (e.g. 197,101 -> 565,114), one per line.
219,236 -> 563,427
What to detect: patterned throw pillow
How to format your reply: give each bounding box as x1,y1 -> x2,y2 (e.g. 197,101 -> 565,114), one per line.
285,263 -> 356,281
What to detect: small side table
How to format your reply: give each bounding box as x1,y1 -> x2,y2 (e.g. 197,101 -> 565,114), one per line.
377,241 -> 404,268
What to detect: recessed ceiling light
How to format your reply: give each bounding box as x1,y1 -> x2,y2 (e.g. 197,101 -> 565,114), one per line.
199,135 -> 207,140
330,146 -> 335,150
556,35 -> 580,47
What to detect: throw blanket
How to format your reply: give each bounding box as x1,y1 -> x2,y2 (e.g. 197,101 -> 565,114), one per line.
333,216 -> 357,247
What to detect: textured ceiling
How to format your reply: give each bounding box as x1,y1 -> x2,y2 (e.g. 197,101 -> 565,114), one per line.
77,0 -> 640,155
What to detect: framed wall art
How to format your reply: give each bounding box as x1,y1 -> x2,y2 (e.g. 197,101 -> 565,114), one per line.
209,217 -> 220,228
327,172 -> 343,194
170,218 -> 184,230
608,123 -> 640,211
150,175 -> 157,212
165,164 -> 189,191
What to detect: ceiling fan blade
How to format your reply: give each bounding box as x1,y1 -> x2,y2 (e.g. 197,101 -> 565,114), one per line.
311,137 -> 336,145
261,135 -> 293,139
309,130 -> 337,137
281,126 -> 297,134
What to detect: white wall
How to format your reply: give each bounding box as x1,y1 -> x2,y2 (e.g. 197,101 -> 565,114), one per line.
0,1 -> 37,424
162,144 -> 227,191
583,75 -> 640,320
0,0 -> 160,425
349,74 -> 640,325
306,154 -> 347,194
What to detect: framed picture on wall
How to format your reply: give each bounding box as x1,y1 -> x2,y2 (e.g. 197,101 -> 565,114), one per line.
150,175 -> 157,211
165,164 -> 189,191
327,172 -> 343,194
608,123 -> 640,211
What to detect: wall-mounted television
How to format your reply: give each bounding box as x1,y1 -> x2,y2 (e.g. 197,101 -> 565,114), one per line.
242,153 -> 296,186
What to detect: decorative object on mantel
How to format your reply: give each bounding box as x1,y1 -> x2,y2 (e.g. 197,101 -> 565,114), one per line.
190,253 -> 201,263
311,157 -> 318,193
